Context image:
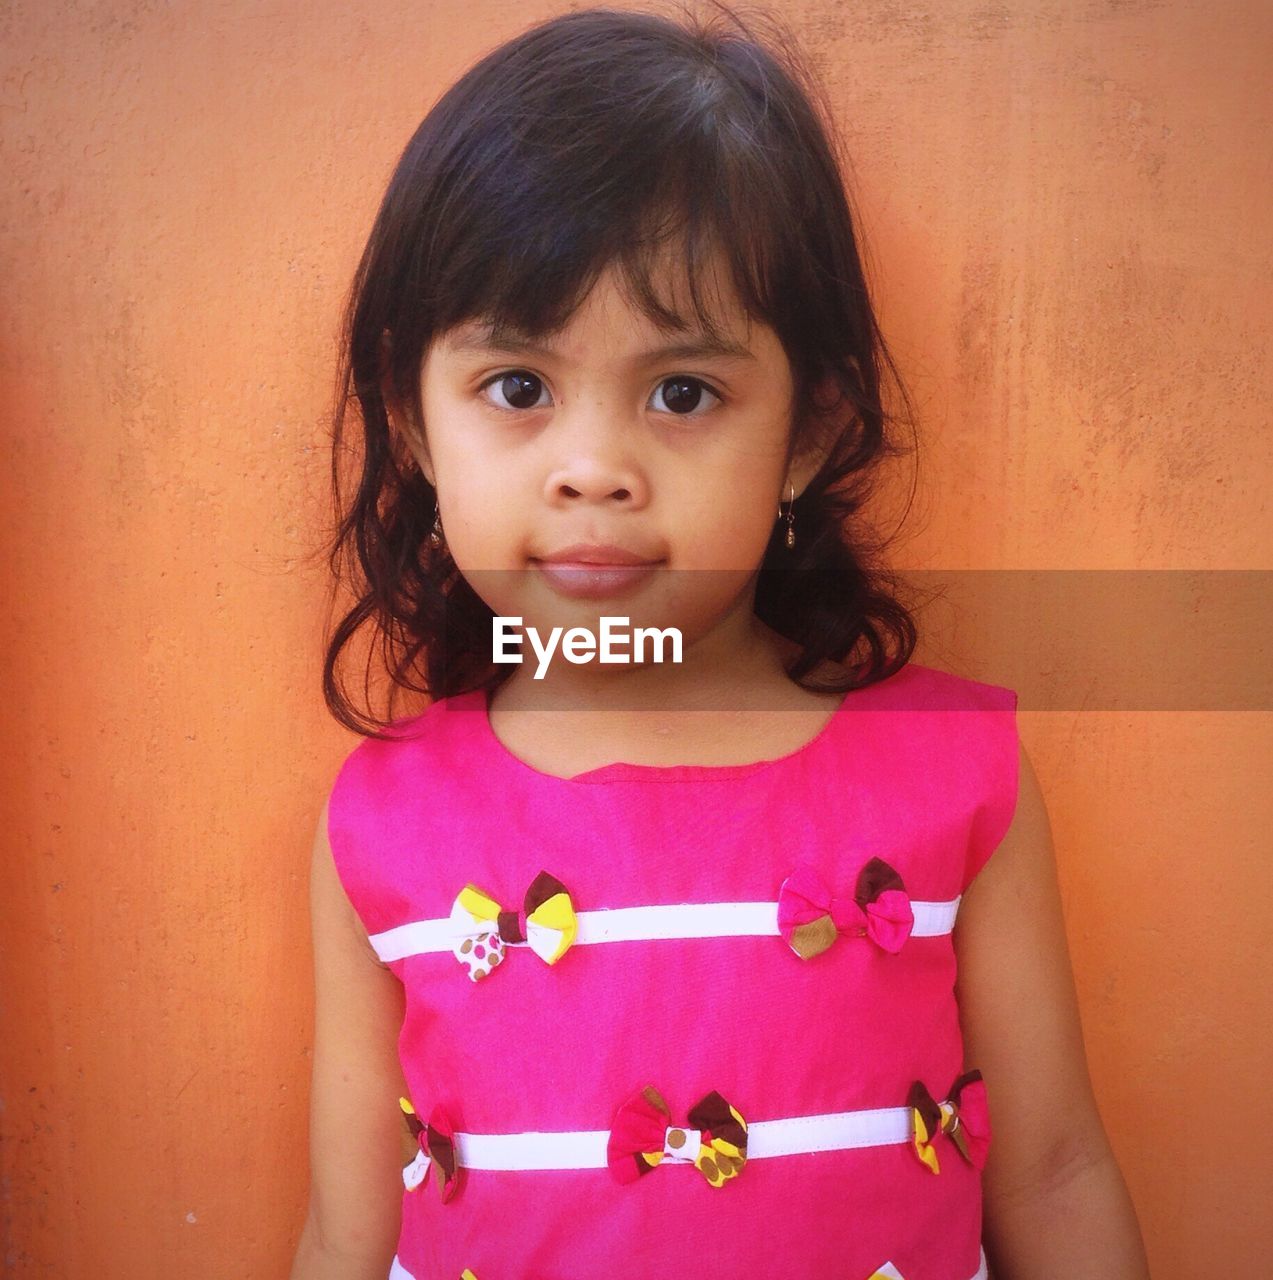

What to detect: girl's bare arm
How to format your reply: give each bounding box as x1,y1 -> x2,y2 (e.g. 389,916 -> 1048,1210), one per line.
954,740 -> 1151,1279
290,796 -> 412,1280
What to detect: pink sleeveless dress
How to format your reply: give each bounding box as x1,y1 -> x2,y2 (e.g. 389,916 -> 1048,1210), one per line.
326,660 -> 1020,1280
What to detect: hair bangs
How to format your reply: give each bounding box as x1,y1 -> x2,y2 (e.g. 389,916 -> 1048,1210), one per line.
420,101 -> 795,358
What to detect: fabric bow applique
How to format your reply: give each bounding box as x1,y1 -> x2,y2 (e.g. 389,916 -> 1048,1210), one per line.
449,870 -> 577,981
399,1096 -> 461,1202
607,1085 -> 748,1188
777,857 -> 915,959
907,1069 -> 991,1174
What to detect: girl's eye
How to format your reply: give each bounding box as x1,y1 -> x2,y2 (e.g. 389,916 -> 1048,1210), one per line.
480,371 -> 551,412
649,376 -> 723,417
477,371 -> 723,417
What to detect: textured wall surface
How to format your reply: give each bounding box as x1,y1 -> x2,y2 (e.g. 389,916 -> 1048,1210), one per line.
1,2 -> 1269,1276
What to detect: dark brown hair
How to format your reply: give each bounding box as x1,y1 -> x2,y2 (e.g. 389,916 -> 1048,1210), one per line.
320,2 -> 921,738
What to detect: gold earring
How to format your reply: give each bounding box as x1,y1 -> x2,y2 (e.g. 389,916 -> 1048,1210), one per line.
777,480 -> 796,549
428,500 -> 444,548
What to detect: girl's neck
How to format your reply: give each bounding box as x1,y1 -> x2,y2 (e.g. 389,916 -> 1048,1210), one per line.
484,612 -> 848,777
490,607 -> 798,716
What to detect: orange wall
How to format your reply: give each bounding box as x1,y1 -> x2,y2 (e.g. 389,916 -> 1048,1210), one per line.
1,2 -> 1269,1276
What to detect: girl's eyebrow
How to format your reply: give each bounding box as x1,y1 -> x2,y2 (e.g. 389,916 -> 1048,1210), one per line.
446,324 -> 757,365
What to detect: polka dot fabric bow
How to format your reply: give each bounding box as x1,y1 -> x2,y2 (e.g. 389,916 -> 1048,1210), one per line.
607,1085 -> 748,1188
777,857 -> 915,959
907,1069 -> 991,1174
399,1096 -> 461,1201
448,870 -> 577,981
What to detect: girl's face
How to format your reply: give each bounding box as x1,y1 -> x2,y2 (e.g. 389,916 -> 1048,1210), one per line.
408,256 -> 828,667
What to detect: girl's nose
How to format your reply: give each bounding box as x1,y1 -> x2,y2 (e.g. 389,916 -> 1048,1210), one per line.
546,466 -> 646,508
542,412 -> 649,507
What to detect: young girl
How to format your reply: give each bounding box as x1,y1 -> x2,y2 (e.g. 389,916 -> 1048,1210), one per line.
292,7 -> 1150,1278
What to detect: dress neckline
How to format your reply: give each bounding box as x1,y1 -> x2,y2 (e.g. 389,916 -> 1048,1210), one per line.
462,682 -> 854,785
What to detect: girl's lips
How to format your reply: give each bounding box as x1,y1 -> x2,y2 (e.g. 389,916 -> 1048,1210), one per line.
536,542 -> 660,566
531,558 -> 662,599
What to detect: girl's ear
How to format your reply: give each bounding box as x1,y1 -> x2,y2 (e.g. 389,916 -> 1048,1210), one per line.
788,372 -> 843,496
380,329 -> 437,487
399,416 -> 437,488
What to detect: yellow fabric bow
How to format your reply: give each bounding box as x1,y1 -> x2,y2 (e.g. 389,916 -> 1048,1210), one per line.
607,1085 -> 748,1188
448,870 -> 577,981
907,1070 -> 991,1174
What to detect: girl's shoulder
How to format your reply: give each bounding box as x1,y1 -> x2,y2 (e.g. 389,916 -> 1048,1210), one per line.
325,692 -> 478,836
830,660 -> 1020,895
332,690 -> 476,770
827,657 -> 1017,715
322,695 -> 477,939
770,621 -> 1014,713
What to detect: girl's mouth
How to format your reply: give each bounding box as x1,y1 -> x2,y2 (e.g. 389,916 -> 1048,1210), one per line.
530,558 -> 663,599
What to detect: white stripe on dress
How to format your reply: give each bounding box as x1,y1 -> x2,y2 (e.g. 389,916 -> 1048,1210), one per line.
452,1102 -> 912,1170
369,897 -> 961,963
